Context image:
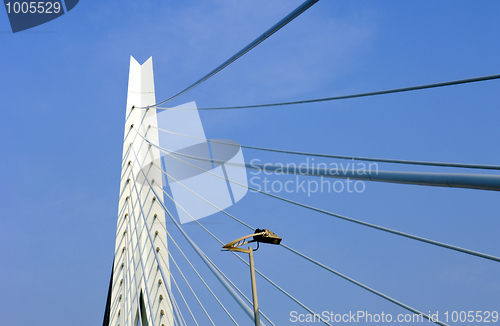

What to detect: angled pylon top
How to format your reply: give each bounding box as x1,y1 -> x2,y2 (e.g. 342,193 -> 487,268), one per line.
127,56 -> 155,108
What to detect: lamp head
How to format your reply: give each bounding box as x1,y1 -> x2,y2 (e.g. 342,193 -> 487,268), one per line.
253,229 -> 282,245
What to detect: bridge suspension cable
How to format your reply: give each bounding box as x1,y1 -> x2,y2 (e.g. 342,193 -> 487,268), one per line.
125,182 -> 167,326
132,127 -> 500,263
126,156 -> 186,326
151,165 -> 333,325
279,243 -> 450,325
156,249 -> 197,326
168,272 -> 190,326
130,146 -> 247,325
133,127 -> 500,192
114,7 -> 499,321
166,229 -> 276,326
152,181 -> 277,325
130,128 -> 320,325
144,144 -> 448,326
155,73 -> 500,110
139,0 -> 319,109
166,240 -> 216,326
151,176 -> 317,326
130,146 -> 261,324
122,206 -> 140,326
122,123 -> 242,325
124,100 -> 480,326
157,218 -> 243,326
151,126 -> 500,171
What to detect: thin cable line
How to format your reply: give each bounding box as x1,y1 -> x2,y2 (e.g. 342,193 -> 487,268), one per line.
129,146 -> 248,325
131,127 -> 449,325
168,252 -> 215,326
128,149 -> 186,326
153,180 -> 224,244
139,0 -> 319,109
152,180 -> 274,324
145,217 -> 212,326
124,192 -> 140,326
129,120 -> 179,326
150,188 -> 276,326
128,180 -> 177,326
280,243 -> 448,326
155,193 -> 256,324
140,131 -> 500,263
132,127 -> 500,192
156,227 -> 216,326
110,194 -> 127,321
169,286 -> 185,326
153,163 -> 252,230
168,269 -> 189,326
157,250 -> 197,326
131,124 -> 464,326
125,103 -> 202,325
152,180 -> 286,326
164,233 -> 219,326
202,252 -> 278,326
152,125 -> 500,171
152,163 -> 327,325
132,157 -> 188,326
163,250 -> 204,326
156,73 -> 500,110
151,242 -> 189,326
165,231 -> 240,326
126,180 -> 160,326
150,153 -> 446,326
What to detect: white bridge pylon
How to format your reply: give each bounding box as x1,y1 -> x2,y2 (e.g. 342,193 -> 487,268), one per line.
110,56 -> 174,326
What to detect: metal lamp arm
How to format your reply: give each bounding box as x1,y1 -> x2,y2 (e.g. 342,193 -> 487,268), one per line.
223,232 -> 266,250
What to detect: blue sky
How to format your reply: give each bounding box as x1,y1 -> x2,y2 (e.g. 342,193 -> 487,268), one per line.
1,1 -> 499,325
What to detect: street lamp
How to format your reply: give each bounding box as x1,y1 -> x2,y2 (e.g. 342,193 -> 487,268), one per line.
222,229 -> 282,326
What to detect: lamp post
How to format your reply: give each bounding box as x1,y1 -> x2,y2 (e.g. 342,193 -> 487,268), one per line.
222,229 -> 282,326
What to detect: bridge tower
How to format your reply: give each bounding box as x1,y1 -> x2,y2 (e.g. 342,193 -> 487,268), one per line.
107,57 -> 174,326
